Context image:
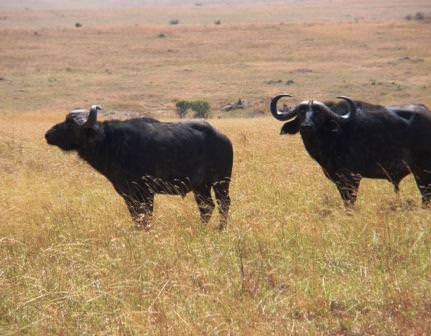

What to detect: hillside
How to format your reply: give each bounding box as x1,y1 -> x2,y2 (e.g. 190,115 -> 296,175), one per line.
1,1 -> 431,334
2,0 -> 278,10
0,0 -> 430,29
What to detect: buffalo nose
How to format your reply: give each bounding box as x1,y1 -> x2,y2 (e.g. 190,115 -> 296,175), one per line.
300,123 -> 313,129
45,129 -> 54,143
300,123 -> 314,134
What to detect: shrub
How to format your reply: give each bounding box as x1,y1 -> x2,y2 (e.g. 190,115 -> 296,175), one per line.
175,101 -> 190,119
405,12 -> 427,21
75,22 -> 82,28
190,100 -> 210,119
214,20 -> 221,25
415,12 -> 425,20
175,100 -> 211,119
169,19 -> 179,25
158,33 -> 166,38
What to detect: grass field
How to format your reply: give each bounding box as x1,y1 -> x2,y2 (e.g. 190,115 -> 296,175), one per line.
1,1 -> 431,334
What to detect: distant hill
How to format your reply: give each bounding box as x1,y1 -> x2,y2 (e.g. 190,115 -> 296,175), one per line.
0,0 -> 275,10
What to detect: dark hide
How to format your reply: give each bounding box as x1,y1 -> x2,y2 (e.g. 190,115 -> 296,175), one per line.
45,107 -> 233,230
271,96 -> 431,206
280,117 -> 300,135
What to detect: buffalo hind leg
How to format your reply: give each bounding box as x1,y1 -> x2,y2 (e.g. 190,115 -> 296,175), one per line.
412,168 -> 431,207
213,179 -> 231,230
333,173 -> 361,207
393,178 -> 404,206
125,194 -> 154,230
194,185 -> 215,224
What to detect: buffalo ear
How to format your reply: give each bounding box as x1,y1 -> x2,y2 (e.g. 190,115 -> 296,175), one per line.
280,117 -> 300,135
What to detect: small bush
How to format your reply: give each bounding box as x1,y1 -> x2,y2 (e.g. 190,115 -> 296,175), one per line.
190,100 -> 210,119
75,22 -> 82,28
158,33 -> 166,38
415,12 -> 425,20
169,19 -> 179,25
174,100 -> 210,118
405,12 -> 427,21
175,101 -> 190,119
214,20 -> 221,25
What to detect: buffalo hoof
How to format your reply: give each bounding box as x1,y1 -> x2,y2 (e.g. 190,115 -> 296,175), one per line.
133,215 -> 152,231
134,222 -> 152,231
343,204 -> 356,216
217,223 -> 227,231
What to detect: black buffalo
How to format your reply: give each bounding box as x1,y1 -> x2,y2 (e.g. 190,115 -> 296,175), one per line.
270,94 -> 431,206
45,105 -> 233,229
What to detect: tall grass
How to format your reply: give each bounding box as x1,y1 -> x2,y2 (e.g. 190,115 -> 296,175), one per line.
1,116 -> 430,335
1,9 -> 430,333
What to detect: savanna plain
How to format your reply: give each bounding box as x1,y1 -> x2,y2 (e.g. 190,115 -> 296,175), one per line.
1,0 -> 431,334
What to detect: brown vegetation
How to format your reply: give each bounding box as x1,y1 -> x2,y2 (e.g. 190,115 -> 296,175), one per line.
0,1 -> 430,334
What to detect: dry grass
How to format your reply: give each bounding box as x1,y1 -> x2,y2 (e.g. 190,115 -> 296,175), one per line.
1,115 -> 431,335
1,2 -> 431,334
1,0 -> 431,27
1,17 -> 430,115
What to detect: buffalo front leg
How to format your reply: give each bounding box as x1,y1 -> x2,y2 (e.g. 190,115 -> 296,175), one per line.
213,180 -> 231,230
333,173 -> 361,207
125,194 -> 155,230
193,185 -> 215,224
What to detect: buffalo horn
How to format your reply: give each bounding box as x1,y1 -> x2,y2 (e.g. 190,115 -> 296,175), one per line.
336,96 -> 357,120
84,105 -> 102,128
309,101 -> 345,120
270,94 -> 297,121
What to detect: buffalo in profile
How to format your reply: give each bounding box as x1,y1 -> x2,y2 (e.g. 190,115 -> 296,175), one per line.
45,105 -> 233,230
270,94 -> 431,206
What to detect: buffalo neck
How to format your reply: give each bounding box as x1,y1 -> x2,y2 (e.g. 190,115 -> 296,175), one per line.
77,123 -> 117,177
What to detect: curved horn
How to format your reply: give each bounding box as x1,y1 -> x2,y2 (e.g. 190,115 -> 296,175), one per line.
270,94 -> 297,121
310,101 -> 344,120
336,96 -> 357,120
84,105 -> 102,128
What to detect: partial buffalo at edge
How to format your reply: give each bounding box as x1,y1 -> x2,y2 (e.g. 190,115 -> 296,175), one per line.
270,94 -> 431,206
